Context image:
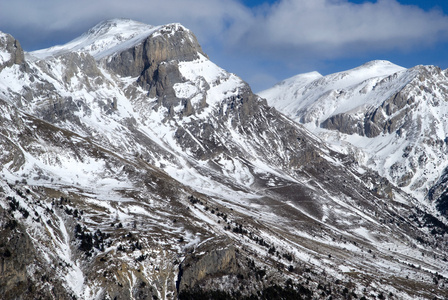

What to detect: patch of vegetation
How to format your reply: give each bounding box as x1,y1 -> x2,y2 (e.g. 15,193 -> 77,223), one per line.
436,192 -> 448,216
409,210 -> 448,237
7,196 -> 30,219
74,223 -> 109,256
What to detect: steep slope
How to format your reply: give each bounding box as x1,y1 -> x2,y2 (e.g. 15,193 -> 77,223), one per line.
1,20 -> 448,299
261,60 -> 405,126
260,61 -> 448,212
31,19 -> 161,60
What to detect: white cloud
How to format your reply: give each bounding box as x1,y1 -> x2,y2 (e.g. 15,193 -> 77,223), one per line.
2,0 -> 447,57
0,0 -> 250,48
227,0 -> 448,59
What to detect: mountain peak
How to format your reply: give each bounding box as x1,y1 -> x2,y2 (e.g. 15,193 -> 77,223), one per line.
30,19 -> 192,60
84,18 -> 154,39
30,19 -> 159,59
359,59 -> 397,67
352,59 -> 405,75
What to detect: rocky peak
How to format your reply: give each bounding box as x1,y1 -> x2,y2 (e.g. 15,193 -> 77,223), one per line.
357,59 -> 403,70
103,22 -> 206,101
28,19 -> 208,114
0,32 -> 24,71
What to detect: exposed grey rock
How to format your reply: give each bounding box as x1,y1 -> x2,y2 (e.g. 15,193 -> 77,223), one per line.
103,24 -> 207,111
0,32 -> 25,71
178,244 -> 238,291
321,113 -> 363,135
59,52 -> 103,85
0,208 -> 69,300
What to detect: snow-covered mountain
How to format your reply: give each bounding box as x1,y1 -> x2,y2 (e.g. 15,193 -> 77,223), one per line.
1,19 -> 448,299
260,61 -> 448,211
260,60 -> 406,124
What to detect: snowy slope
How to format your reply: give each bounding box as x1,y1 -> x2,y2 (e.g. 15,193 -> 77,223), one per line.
1,19 -> 448,300
30,18 -> 162,60
0,33 -> 11,64
261,60 -> 406,125
260,61 -> 448,206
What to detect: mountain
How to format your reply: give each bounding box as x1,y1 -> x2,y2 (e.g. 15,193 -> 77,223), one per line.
260,61 -> 448,212
260,61 -> 405,124
1,19 -> 448,299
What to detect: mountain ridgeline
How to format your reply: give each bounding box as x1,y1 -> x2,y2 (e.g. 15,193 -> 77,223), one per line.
260,60 -> 448,215
0,19 -> 447,300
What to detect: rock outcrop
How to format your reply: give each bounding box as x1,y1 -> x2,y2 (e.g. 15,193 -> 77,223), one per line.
0,207 -> 69,299
104,24 -> 207,109
0,32 -> 24,71
178,245 -> 238,291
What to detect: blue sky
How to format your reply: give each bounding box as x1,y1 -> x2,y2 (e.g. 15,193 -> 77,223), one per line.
1,0 -> 448,92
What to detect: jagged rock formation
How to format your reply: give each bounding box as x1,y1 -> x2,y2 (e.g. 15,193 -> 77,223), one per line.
104,23 -> 206,105
0,32 -> 24,71
0,19 -> 447,300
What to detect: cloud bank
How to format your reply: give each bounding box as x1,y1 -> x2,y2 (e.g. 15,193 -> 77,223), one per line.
2,0 -> 448,53
231,0 -> 448,59
0,0 -> 250,50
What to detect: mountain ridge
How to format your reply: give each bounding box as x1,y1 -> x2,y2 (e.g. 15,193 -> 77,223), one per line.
260,61 -> 448,213
0,19 -> 447,299
30,18 -> 163,60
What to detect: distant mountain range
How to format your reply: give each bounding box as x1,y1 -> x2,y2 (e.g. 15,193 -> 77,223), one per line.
0,18 -> 447,299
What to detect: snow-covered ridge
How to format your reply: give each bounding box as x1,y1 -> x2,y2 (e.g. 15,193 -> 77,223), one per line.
308,60 -> 406,92
29,18 -> 188,60
260,60 -> 408,124
261,61 -> 448,203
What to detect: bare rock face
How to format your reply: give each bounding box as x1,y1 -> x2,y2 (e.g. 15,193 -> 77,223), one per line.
320,90 -> 416,138
59,52 -> 103,84
0,32 -> 24,71
0,210 -> 33,299
320,67 -> 445,139
178,245 -> 238,291
104,24 -> 207,109
321,113 -> 363,136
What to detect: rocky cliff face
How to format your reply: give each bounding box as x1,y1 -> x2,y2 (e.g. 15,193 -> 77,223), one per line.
178,243 -> 238,291
0,20 -> 447,300
0,32 -> 24,71
321,66 -> 447,139
104,23 -> 206,107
